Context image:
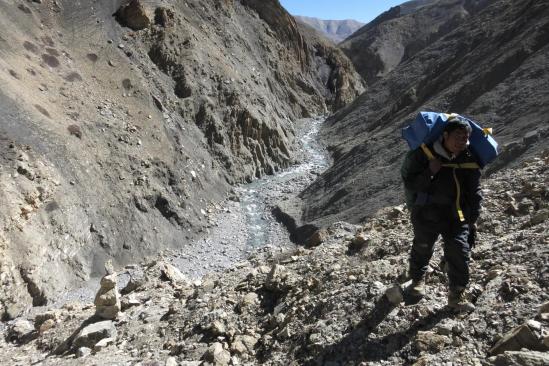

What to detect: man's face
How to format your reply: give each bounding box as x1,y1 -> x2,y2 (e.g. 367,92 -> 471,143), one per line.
443,128 -> 470,155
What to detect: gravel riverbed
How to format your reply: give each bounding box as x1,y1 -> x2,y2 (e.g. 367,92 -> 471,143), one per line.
171,116 -> 330,278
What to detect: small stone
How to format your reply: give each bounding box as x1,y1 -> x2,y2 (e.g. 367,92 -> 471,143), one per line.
538,301 -> 549,319
39,318 -> 55,333
414,331 -> 450,353
452,323 -> 465,335
34,311 -> 59,330
3,303 -> 23,320
350,232 -> 369,251
239,292 -> 259,310
104,260 -> 115,275
93,337 -> 114,352
165,357 -> 178,366
305,228 -> 329,248
278,326 -> 291,339
160,262 -> 189,285
76,347 -> 91,358
231,335 -> 258,355
493,350 -> 549,365
114,0 -> 151,30
210,320 -> 226,336
121,296 -> 141,311
487,269 -> 503,281
435,322 -> 454,336
385,285 -> 404,305
204,342 -> 230,365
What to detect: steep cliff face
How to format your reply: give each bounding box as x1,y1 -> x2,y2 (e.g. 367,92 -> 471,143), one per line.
0,0 -> 363,316
300,0 -> 549,228
339,0 -> 490,85
297,21 -> 365,111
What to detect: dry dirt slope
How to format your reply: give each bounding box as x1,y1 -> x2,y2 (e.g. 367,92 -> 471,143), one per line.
299,0 -> 549,229
0,0 -> 363,319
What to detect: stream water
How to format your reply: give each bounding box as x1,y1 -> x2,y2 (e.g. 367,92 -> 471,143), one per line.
237,116 -> 330,249
171,116 -> 330,280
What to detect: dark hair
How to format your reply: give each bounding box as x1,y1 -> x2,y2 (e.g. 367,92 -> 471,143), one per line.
444,117 -> 472,134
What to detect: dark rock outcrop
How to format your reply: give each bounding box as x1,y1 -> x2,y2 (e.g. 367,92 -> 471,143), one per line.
340,0 -> 490,85
114,0 -> 151,31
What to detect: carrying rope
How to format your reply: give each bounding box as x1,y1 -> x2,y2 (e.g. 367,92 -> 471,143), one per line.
420,143 -> 479,222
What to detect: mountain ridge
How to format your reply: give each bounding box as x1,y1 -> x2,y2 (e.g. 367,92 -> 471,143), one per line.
293,15 -> 364,43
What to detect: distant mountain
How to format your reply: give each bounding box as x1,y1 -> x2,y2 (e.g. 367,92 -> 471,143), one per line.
294,16 -> 364,43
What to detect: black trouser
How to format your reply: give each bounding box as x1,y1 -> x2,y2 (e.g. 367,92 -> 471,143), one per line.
409,205 -> 471,288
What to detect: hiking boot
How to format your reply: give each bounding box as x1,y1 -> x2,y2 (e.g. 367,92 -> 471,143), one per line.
448,287 -> 475,312
406,278 -> 426,298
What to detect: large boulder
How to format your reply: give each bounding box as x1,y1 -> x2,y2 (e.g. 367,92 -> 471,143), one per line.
6,319 -> 35,344
73,321 -> 117,349
489,324 -> 544,355
114,0 -> 151,30
492,350 -> 549,366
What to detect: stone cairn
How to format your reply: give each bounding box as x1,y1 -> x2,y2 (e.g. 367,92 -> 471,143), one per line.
94,260 -> 121,320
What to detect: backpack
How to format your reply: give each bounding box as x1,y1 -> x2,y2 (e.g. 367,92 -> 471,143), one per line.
402,111 -> 499,168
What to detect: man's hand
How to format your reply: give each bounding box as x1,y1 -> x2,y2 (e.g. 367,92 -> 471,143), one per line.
468,224 -> 477,249
429,159 -> 442,175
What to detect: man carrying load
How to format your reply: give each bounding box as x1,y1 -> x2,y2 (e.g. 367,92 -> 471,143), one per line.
401,116 -> 483,312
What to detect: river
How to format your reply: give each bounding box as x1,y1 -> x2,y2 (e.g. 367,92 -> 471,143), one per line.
172,116 -> 330,279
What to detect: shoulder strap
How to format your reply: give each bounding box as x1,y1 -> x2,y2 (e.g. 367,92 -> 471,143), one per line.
419,143 -> 479,222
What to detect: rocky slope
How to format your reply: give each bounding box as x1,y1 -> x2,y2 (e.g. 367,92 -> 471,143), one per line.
294,16 -> 364,44
299,0 -> 549,229
339,0 -> 489,85
0,0 -> 363,318
1,154 -> 547,365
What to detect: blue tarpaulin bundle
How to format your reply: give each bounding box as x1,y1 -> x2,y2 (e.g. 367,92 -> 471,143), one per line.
402,111 -> 499,168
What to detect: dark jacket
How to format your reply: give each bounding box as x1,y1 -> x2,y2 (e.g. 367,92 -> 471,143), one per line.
401,141 -> 483,224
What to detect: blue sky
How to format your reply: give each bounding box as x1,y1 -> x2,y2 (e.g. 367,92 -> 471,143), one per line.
278,0 -> 406,23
